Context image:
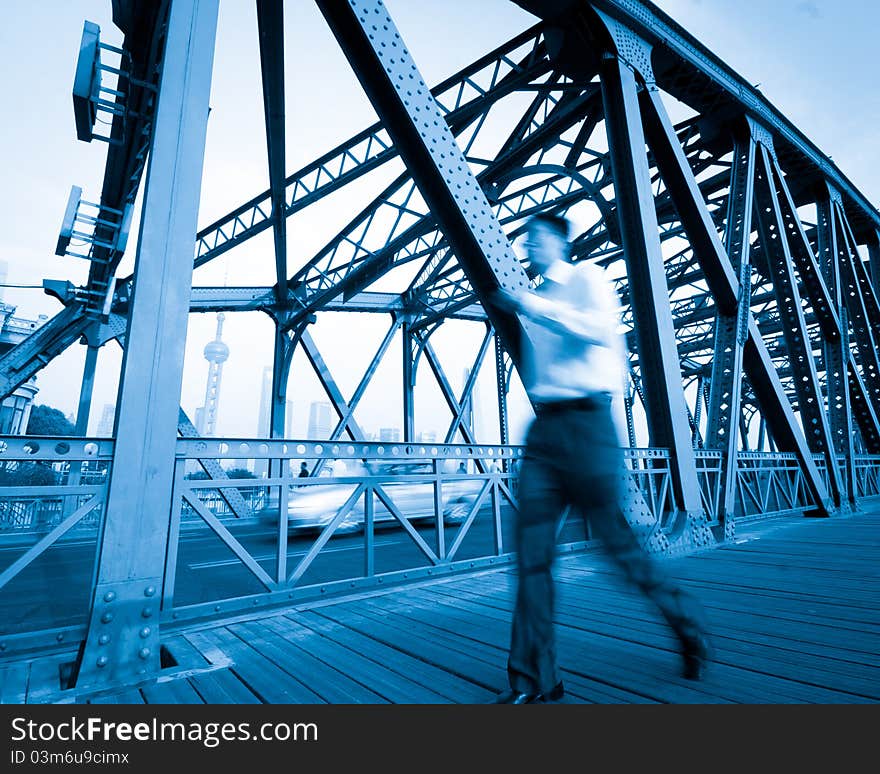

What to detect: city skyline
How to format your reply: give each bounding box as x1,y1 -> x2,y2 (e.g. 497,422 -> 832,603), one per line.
2,1 -> 877,447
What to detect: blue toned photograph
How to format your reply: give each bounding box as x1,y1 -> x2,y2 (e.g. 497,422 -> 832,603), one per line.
0,0 -> 878,718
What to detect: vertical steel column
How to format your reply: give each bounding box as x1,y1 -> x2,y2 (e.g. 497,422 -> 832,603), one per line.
256,0 -> 289,303
868,231 -> 880,292
66,342 -> 101,518
705,134 -> 754,529
638,87 -> 829,516
72,0 -> 219,690
817,190 -> 856,504
270,324 -> 295,439
835,208 -> 880,417
402,319 -> 415,443
75,343 -> 100,436
623,382 -> 638,449
752,143 -> 842,508
691,375 -> 705,447
600,54 -> 702,517
494,335 -> 510,456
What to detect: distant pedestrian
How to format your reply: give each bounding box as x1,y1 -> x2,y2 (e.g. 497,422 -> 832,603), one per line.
298,462 -> 309,478
457,462 -> 467,474
490,212 -> 710,704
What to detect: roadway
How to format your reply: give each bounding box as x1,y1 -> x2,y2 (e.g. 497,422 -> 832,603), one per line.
0,503 -> 589,637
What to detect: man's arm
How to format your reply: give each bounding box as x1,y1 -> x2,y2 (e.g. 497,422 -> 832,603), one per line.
494,272 -> 620,345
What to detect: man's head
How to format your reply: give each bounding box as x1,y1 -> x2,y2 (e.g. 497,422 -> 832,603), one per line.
523,213 -> 571,276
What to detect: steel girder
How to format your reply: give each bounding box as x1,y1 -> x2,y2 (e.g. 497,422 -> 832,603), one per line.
191,25 -> 551,267
4,1 -> 878,526
704,132 -> 754,528
72,0 -> 220,691
817,190 -> 856,502
599,53 -> 702,517
256,0 -> 289,302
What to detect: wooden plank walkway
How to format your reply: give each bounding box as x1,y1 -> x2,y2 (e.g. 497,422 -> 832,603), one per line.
5,503 -> 880,704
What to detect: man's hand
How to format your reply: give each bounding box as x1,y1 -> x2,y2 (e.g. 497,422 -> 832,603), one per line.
490,287 -> 526,314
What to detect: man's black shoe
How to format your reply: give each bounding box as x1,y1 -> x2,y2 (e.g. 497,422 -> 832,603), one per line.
681,633 -> 711,681
493,681 -> 565,704
494,690 -> 542,704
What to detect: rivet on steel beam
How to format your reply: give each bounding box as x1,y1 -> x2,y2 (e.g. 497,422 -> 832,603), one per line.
101,612 -> 113,624
96,656 -> 108,668
103,591 -> 116,603
144,586 -> 156,597
141,607 -> 153,619
56,633 -> 64,642
98,634 -> 110,645
138,648 -> 151,660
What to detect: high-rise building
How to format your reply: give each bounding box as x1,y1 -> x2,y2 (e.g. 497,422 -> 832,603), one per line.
0,302 -> 43,434
417,429 -> 437,444
257,365 -> 272,437
307,401 -> 332,439
378,427 -> 400,443
196,313 -> 229,436
461,366 -> 478,438
96,403 -> 116,437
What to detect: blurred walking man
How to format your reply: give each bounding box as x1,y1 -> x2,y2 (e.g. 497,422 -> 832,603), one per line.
491,213 -> 710,704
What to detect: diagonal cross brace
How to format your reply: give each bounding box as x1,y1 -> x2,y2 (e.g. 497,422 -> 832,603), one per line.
638,86 -> 831,515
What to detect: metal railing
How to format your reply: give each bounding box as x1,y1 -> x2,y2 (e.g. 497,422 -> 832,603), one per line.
734,452 -> 812,520
2,434 -> 880,653
694,450 -> 723,523
855,455 -> 880,498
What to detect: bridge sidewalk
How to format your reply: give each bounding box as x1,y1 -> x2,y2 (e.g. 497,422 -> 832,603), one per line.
4,503 -> 880,704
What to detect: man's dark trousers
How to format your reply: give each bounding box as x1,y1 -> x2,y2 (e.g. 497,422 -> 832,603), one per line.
507,396 -> 704,695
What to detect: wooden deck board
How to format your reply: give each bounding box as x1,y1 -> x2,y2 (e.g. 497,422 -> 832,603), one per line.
0,661 -> 30,704
289,610 -> 483,703
187,668 -> 263,704
6,504 -> 880,704
185,628 -> 325,704
141,678 -> 206,705
430,578 -> 880,700
229,617 -> 390,704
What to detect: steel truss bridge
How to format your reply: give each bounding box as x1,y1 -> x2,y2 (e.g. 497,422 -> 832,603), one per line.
1,0 -> 879,699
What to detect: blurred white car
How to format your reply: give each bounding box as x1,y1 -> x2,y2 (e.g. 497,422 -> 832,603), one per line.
279,461 -> 484,534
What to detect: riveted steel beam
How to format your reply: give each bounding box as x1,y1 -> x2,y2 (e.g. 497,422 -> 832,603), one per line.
256,0 -> 289,302
752,142 -> 842,508
315,0 -> 537,373
72,0 -> 220,691
638,81 -> 830,517
817,190 -> 856,503
600,52 -> 702,518
703,132 -> 754,528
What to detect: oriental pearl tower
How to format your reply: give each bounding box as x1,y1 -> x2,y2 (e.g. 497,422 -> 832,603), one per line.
198,313 -> 230,436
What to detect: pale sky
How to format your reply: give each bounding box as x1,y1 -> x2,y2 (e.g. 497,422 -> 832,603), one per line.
1,0 -> 877,443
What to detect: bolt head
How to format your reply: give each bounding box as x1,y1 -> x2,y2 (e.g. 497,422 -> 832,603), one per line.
101,612 -> 113,624
141,607 -> 153,619
144,586 -> 156,597
139,627 -> 151,639
96,656 -> 108,667
138,647 -> 151,660
103,591 -> 116,603
98,634 -> 110,645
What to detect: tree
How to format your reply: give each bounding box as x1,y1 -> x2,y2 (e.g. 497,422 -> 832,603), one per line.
26,405 -> 76,436
0,461 -> 57,486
